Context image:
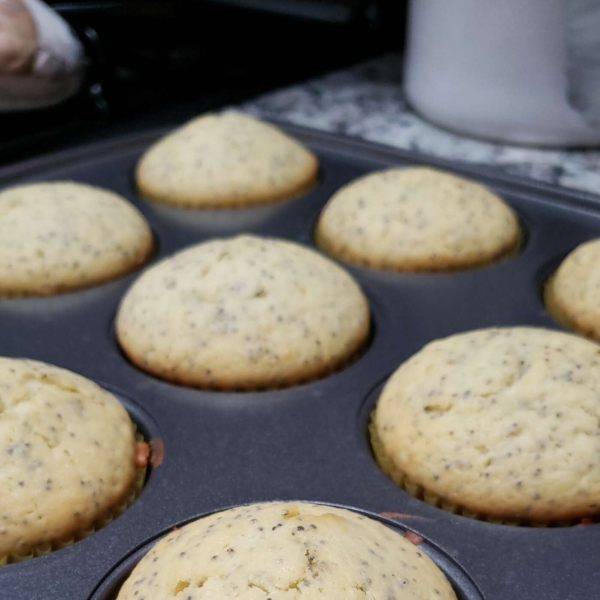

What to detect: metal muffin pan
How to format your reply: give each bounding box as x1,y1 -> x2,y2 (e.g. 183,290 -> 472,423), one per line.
0,124 -> 599,600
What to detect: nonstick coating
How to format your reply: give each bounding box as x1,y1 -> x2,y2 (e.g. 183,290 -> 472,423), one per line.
0,124 -> 599,600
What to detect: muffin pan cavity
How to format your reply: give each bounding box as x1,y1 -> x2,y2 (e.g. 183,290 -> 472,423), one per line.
362,369 -> 600,528
0,124 -> 600,600
0,377 -> 156,567
88,507 -> 484,600
2,386 -> 158,569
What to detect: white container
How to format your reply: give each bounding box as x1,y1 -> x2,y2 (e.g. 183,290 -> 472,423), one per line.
404,0 -> 600,146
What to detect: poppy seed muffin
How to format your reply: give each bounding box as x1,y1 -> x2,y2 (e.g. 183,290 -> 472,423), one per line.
136,112 -> 318,208
116,502 -> 457,600
0,358 -> 138,562
116,235 -> 370,389
0,181 -> 153,297
545,239 -> 600,342
315,167 -> 520,272
372,327 -> 600,524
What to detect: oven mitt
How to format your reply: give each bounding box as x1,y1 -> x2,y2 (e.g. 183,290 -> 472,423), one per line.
0,0 -> 83,110
566,0 -> 600,129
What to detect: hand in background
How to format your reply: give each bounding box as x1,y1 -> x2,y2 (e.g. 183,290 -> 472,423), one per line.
0,0 -> 83,111
0,0 -> 37,75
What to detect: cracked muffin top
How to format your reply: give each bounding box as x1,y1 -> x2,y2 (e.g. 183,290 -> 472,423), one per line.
0,181 -> 153,297
116,235 -> 370,390
136,112 -> 318,208
116,502 -> 457,600
373,327 -> 600,522
315,167 -> 520,272
0,358 -> 136,560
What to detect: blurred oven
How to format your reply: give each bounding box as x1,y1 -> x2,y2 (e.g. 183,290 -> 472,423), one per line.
1,0 -> 406,163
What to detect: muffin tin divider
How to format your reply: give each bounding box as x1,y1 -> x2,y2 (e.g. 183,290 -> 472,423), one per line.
0,124 -> 599,600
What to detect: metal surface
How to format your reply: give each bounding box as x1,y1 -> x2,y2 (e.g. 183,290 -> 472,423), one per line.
0,124 -> 599,600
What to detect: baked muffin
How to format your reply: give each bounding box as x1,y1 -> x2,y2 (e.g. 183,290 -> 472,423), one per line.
136,112 -> 318,208
315,167 -> 520,271
116,235 -> 370,389
117,502 -> 457,600
0,181 -> 153,297
372,327 -> 600,524
0,358 -> 142,563
545,239 -> 600,342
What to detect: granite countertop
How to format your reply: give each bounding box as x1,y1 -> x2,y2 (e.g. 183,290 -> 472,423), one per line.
242,54 -> 600,196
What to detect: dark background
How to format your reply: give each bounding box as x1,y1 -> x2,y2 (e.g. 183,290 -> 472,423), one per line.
0,0 -> 407,165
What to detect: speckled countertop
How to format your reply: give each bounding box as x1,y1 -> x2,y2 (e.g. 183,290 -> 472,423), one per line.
242,54 -> 600,196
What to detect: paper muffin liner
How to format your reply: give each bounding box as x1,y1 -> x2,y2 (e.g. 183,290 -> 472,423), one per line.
315,212 -> 523,274
182,325 -> 372,392
1,432 -> 148,566
543,274 -> 567,327
369,415 -> 594,528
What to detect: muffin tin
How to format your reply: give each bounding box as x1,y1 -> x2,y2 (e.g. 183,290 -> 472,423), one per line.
0,123 -> 599,600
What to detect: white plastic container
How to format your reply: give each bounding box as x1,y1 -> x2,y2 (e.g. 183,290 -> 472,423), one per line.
404,0 -> 600,146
